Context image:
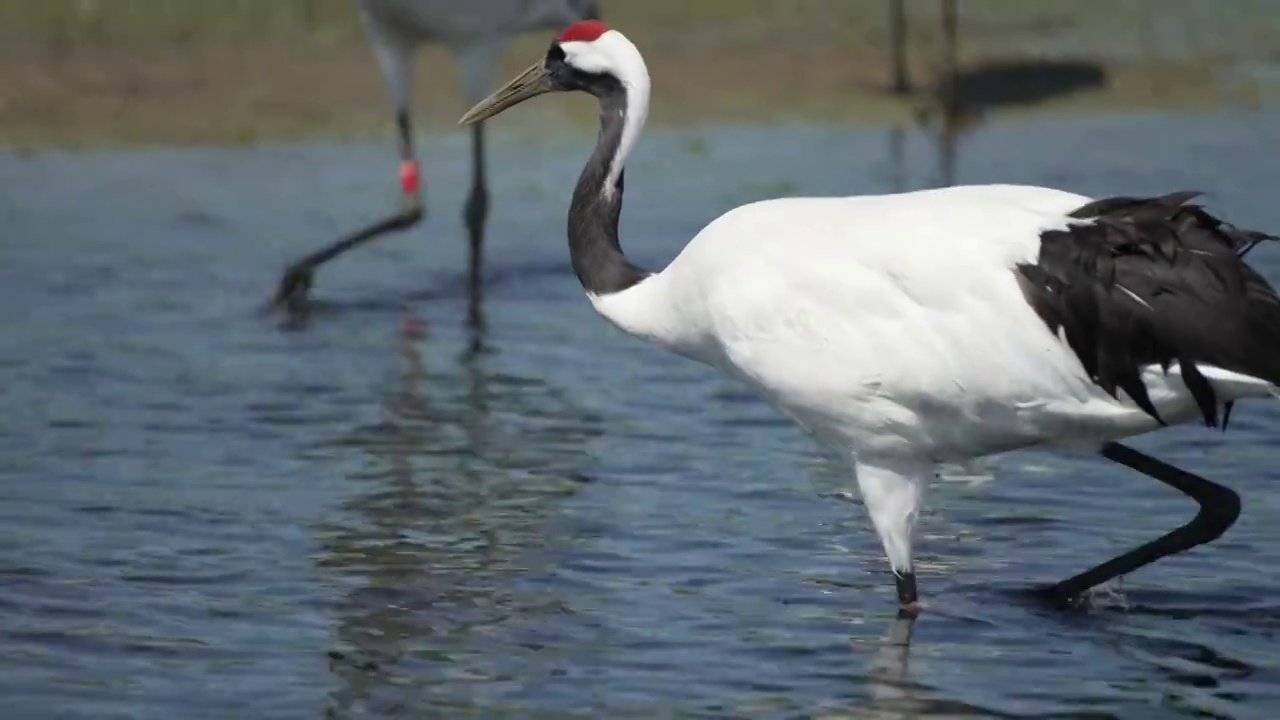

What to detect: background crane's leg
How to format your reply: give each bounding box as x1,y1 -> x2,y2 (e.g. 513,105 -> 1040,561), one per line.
888,0 -> 910,94
464,122 -> 488,299
456,40 -> 498,309
270,37 -> 423,314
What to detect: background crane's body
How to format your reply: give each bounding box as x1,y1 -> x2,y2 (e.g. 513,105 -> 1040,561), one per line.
271,0 -> 600,312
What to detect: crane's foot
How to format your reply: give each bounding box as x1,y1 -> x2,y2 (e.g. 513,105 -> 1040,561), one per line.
272,264 -> 314,315
894,571 -> 926,617
265,191 -> 424,317
1022,583 -> 1092,612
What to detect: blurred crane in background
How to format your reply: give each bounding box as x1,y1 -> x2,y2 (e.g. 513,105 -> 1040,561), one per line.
889,0 -> 1105,187
888,0 -> 912,94
270,0 -> 601,315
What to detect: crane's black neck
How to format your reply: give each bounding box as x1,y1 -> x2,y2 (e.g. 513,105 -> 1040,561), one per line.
567,80 -> 649,296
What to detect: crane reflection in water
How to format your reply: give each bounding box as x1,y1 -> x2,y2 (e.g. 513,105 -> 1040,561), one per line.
313,302 -> 604,713
309,302 -> 968,715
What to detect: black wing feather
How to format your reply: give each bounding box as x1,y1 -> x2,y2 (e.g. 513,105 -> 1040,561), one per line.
1016,191 -> 1280,429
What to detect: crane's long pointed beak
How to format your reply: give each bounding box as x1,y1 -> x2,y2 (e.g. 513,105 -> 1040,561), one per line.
459,63 -> 553,126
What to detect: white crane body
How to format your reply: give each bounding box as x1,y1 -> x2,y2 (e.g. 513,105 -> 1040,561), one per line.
458,21 -> 1279,613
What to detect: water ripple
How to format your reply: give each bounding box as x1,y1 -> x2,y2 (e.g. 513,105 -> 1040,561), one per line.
3,110 -> 1280,718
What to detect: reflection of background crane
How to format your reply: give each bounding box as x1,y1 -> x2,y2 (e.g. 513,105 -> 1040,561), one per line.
272,0 -> 601,314
886,0 -> 1107,187
319,302 -> 603,708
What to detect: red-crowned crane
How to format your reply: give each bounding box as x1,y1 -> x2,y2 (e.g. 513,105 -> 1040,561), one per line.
459,20 -> 1280,616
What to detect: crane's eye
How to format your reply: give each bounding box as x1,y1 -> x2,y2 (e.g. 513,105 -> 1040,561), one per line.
546,43 -> 567,66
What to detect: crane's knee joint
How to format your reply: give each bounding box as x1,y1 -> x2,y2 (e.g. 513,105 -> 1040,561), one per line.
1198,486 -> 1241,539
397,201 -> 424,228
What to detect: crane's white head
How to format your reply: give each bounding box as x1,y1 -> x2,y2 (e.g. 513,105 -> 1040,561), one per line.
457,20 -> 649,127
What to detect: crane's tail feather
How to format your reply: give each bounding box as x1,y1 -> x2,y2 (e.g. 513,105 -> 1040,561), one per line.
1024,191 -> 1280,430
1069,190 -> 1280,257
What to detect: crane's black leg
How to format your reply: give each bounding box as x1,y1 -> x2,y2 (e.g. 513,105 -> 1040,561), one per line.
1034,441 -> 1241,609
463,122 -> 489,300
895,570 -> 921,617
270,109 -> 425,314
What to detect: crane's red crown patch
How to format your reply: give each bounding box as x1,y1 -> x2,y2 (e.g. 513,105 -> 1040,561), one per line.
558,20 -> 610,43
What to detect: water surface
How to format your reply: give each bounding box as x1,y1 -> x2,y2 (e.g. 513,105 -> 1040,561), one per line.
3,109 -> 1280,718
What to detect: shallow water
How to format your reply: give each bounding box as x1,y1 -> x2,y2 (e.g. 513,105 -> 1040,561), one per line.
3,109 -> 1280,719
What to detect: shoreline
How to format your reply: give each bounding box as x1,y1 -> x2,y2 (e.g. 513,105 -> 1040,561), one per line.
1,1 -> 1276,150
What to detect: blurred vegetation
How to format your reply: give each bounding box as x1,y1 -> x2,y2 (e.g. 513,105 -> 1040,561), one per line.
0,0 -> 1277,148
3,0 -> 1278,56
0,0 -> 356,49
